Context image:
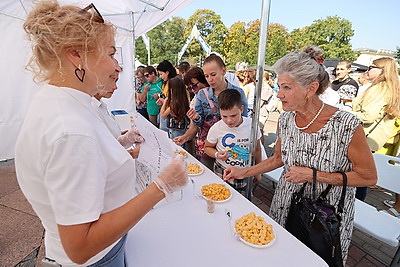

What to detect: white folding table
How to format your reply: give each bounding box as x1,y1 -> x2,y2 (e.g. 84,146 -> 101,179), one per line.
125,151 -> 328,267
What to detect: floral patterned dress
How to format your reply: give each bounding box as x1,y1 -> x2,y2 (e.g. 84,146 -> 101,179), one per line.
269,110 -> 361,262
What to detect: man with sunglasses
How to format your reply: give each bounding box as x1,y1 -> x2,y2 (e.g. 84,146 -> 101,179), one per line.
332,60 -> 359,106
137,66 -> 163,126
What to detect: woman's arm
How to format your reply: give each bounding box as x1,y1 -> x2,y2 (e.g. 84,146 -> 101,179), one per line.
352,92 -> 386,124
192,91 -> 205,127
285,125 -> 377,186
172,121 -> 198,146
224,137 -> 284,180
160,98 -> 170,118
58,183 -> 164,264
58,156 -> 187,264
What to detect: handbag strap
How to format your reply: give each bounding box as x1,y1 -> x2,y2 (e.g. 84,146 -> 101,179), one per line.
317,171 -> 348,214
312,167 -> 317,200
202,88 -> 217,113
336,172 -> 347,214
366,112 -> 387,137
297,167 -> 317,199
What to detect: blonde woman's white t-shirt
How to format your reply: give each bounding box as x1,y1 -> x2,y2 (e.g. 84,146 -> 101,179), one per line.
15,84 -> 136,266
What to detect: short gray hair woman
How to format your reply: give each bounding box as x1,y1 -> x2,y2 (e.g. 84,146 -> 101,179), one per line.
224,45 -> 377,265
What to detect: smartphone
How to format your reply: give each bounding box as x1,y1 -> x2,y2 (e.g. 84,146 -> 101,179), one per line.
159,93 -> 166,99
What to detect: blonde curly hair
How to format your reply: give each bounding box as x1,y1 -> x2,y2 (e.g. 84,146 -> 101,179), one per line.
23,0 -> 115,82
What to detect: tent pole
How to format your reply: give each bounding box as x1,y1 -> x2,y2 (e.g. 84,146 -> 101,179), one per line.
131,11 -> 136,71
245,0 -> 271,200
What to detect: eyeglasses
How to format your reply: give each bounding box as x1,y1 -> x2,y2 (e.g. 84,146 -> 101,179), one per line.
144,73 -> 150,78
79,3 -> 104,23
367,65 -> 381,71
188,81 -> 200,91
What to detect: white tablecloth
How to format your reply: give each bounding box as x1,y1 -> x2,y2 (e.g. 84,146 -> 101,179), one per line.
125,149 -> 328,267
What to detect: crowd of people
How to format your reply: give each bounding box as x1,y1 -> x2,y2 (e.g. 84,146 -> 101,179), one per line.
14,1 -> 400,266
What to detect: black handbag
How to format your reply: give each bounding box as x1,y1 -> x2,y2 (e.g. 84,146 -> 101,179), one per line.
285,168 -> 347,267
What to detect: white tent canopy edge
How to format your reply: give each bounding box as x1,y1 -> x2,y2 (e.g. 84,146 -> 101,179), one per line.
0,0 -> 194,160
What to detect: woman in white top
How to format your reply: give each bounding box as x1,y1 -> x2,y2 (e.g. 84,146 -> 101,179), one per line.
15,1 -> 187,266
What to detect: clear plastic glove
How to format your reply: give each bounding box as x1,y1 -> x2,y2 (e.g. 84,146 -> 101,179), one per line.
154,155 -> 188,200
117,126 -> 145,148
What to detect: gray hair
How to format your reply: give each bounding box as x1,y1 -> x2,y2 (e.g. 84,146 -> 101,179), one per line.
272,45 -> 330,95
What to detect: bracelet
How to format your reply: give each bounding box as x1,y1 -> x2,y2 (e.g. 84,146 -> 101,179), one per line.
214,151 -> 219,159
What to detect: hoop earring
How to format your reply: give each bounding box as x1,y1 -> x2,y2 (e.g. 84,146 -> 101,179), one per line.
74,64 -> 85,83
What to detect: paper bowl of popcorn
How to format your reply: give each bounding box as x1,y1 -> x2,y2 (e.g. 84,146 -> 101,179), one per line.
174,149 -> 188,158
186,162 -> 204,176
234,212 -> 276,248
201,183 -> 232,203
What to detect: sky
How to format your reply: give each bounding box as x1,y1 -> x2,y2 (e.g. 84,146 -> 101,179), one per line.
174,0 -> 400,52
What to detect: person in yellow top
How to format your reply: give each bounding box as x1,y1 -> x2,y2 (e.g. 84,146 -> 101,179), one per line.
351,57 -> 400,208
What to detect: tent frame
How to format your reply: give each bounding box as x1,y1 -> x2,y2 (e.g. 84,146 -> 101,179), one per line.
245,0 -> 272,200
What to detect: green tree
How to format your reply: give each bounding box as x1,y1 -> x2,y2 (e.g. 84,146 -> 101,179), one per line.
135,17 -> 187,65
244,20 -> 260,66
265,23 -> 291,65
185,9 -> 228,61
289,16 -> 358,61
227,20 -> 290,67
223,21 -> 247,69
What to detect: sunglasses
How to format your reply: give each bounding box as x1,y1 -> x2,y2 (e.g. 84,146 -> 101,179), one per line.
144,73 -> 150,78
367,65 -> 381,71
188,81 -> 200,91
79,3 -> 104,23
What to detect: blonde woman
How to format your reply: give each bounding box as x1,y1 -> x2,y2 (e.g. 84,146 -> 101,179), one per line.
15,1 -> 187,266
352,57 -> 400,210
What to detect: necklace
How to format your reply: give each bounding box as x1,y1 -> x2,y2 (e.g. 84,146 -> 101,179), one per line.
294,102 -> 325,130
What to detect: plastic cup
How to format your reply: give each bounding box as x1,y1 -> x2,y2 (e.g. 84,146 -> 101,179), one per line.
207,199 -> 215,213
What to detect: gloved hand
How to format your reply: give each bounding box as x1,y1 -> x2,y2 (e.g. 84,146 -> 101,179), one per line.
117,126 -> 145,148
154,155 -> 188,200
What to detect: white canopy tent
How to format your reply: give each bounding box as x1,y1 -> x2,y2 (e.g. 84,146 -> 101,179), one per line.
0,0 -> 194,159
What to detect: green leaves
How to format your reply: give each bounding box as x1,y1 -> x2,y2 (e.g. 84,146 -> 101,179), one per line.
289,16 -> 358,61
135,12 -> 359,68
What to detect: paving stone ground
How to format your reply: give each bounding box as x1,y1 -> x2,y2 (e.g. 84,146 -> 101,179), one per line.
1,111 -> 398,266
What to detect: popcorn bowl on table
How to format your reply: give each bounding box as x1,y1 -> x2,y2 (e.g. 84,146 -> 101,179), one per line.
201,183 -> 232,203
186,162 -> 204,176
234,212 -> 276,248
174,149 -> 188,158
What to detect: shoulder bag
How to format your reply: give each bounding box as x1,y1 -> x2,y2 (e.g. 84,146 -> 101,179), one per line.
285,168 -> 347,267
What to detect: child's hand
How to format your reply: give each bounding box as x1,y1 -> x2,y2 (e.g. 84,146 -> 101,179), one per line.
216,151 -> 229,161
173,135 -> 187,146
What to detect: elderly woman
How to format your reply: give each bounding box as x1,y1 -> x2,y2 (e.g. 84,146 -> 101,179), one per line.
15,1 -> 187,266
224,46 -> 377,264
